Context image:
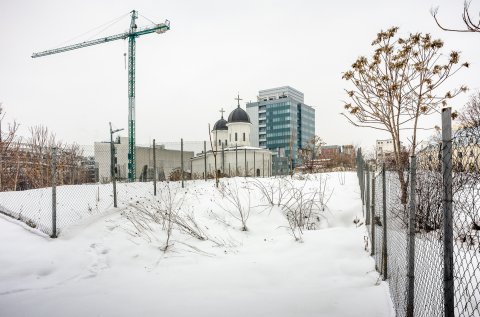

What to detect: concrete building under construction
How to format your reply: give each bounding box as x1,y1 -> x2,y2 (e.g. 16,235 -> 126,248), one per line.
94,137 -> 193,182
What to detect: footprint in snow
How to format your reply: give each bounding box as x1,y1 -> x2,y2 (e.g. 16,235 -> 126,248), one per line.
83,243 -> 110,279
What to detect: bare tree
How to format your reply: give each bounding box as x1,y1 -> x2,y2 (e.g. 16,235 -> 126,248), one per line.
288,126 -> 297,177
432,1 -> 480,33
0,119 -> 20,191
0,102 -> 4,143
297,135 -> 325,173
208,123 -> 219,187
459,91 -> 480,136
342,27 -> 468,204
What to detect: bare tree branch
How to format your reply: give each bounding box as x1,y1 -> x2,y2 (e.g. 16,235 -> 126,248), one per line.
432,1 -> 480,33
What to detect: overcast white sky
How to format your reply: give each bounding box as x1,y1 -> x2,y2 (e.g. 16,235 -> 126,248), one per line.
1,0 -> 479,152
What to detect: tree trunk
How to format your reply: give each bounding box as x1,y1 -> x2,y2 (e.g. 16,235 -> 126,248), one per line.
398,168 -> 408,205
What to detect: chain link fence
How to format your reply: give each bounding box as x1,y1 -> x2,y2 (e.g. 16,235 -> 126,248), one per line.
360,107 -> 480,317
451,127 -> 480,317
0,138 -> 274,237
0,139 -> 199,236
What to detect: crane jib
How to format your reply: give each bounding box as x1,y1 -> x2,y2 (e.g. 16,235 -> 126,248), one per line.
31,23 -> 169,58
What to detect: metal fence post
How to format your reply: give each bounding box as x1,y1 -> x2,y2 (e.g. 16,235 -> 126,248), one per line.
442,107 -> 454,317
109,124 -> 119,207
153,139 -> 157,196
406,155 -> 417,317
222,143 -> 225,175
382,163 -> 388,280
254,151 -> 256,177
359,156 -> 365,205
366,164 -> 371,225
204,141 -> 207,181
371,173 -> 375,256
51,147 -> 57,238
263,153 -> 265,177
112,150 -> 118,207
362,161 -> 366,207
181,138 -> 184,188
244,148 -> 247,177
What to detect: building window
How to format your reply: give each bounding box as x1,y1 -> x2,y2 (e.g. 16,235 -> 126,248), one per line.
243,133 -> 245,141
235,133 -> 238,141
225,140 -> 228,146
219,140 -> 221,146
230,134 -> 231,141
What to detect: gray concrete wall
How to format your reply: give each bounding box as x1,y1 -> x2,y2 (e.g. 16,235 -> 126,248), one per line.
94,137 -> 194,182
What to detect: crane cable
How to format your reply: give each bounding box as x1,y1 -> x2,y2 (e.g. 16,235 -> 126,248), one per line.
138,13 -> 158,25
85,13 -> 131,41
53,12 -> 131,49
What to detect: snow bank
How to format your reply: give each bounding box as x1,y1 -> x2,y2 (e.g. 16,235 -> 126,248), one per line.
0,172 -> 394,317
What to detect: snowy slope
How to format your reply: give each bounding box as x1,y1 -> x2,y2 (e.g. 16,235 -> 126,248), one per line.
0,172 -> 394,317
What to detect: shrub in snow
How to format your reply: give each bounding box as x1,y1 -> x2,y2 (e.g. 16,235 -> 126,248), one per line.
122,183 -> 208,252
279,178 -> 323,242
217,179 -> 251,231
249,174 -> 333,242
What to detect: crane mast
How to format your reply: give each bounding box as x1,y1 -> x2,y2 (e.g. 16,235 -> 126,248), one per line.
32,10 -> 170,182
128,11 -> 137,182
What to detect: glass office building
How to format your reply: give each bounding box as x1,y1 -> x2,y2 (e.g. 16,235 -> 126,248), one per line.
246,86 -> 315,171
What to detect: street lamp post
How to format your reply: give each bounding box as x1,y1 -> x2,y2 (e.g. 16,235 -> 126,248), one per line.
110,122 -> 124,207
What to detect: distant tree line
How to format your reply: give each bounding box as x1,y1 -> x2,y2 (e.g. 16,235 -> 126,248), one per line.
0,105 -> 94,191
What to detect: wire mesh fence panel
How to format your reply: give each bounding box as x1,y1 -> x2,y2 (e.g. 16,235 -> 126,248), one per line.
0,142 -> 97,236
385,170 -> 409,317
0,187 -> 53,235
414,157 -> 445,317
451,128 -> 480,317
373,172 -> 383,275
55,183 -> 115,231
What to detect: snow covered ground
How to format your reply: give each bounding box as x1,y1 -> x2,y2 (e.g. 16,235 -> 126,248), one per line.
0,172 -> 394,317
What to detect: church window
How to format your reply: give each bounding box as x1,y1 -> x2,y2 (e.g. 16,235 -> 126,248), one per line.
243,133 -> 245,141
235,133 -> 238,141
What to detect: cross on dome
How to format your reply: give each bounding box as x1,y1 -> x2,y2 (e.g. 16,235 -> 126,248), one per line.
235,93 -> 242,108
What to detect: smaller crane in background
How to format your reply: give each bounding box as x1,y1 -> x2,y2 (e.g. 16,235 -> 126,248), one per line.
32,10 -> 170,181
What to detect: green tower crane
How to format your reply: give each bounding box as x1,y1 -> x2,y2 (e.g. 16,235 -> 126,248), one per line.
32,10 -> 170,182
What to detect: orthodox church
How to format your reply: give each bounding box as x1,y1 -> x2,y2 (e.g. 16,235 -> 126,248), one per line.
190,96 -> 272,178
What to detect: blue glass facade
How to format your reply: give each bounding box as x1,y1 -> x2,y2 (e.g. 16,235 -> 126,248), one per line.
248,96 -> 315,168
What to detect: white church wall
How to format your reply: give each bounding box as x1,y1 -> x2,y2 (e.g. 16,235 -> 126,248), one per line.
190,148 -> 272,178
227,122 -> 251,147
211,129 -> 229,148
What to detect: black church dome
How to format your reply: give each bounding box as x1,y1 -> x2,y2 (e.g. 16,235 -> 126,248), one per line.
213,117 -> 228,131
228,106 -> 251,123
